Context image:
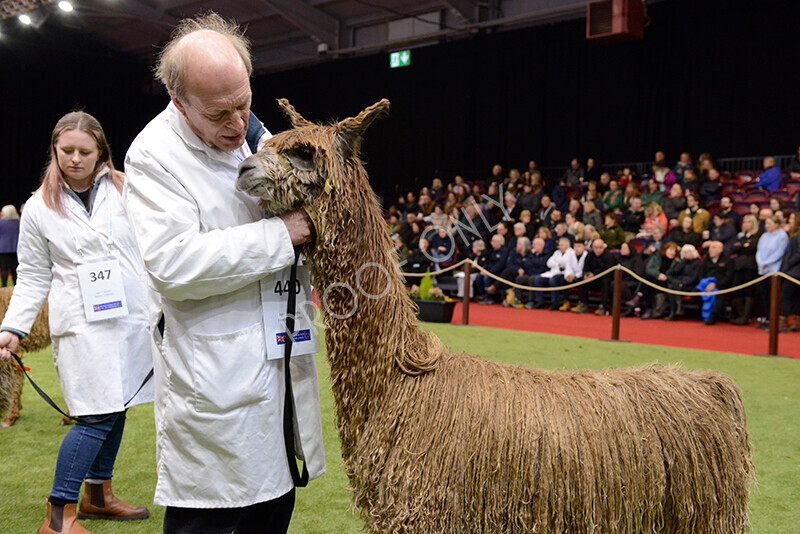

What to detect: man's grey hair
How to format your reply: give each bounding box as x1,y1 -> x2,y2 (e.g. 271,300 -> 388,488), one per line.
155,11 -> 252,100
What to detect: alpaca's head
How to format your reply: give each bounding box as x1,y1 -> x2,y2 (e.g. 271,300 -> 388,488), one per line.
236,98 -> 390,229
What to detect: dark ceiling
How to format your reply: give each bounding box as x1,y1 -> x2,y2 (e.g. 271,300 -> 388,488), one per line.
0,0 -> 615,73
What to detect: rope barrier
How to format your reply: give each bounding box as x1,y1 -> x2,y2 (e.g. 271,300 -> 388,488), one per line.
403,257 -> 800,295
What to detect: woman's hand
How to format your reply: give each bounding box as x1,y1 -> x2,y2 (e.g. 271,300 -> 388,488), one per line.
0,331 -> 20,361
658,273 -> 667,282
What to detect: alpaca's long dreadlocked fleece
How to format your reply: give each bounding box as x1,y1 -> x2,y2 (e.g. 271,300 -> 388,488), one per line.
0,286 -> 51,424
237,99 -> 755,533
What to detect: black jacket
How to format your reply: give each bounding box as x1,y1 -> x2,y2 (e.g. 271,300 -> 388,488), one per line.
781,232 -> 800,278
700,254 -> 734,288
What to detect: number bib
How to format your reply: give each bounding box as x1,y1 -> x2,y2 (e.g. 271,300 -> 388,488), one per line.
263,265 -> 317,360
76,257 -> 129,322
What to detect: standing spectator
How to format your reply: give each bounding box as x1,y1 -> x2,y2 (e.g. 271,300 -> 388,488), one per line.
0,205 -> 20,286
754,157 -> 782,192
669,215 -> 702,249
673,152 -> 693,184
640,179 -> 663,207
532,237 -> 576,310
755,214 -> 790,329
661,183 -> 686,226
0,111 -> 154,531
699,168 -> 723,205
124,15 -> 324,531
678,193 -> 710,234
663,244 -> 702,321
599,212 -> 625,250
729,214 -> 761,325
572,239 -> 615,314
698,241 -> 734,325
777,219 -> 800,331
563,158 -> 585,186
528,160 -> 543,183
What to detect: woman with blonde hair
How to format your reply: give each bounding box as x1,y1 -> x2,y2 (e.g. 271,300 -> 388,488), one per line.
730,214 -> 762,324
642,202 -> 668,235
0,204 -> 20,286
0,111 -> 154,532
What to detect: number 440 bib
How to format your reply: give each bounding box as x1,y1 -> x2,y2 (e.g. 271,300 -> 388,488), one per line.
76,257 -> 129,322
263,266 -> 317,360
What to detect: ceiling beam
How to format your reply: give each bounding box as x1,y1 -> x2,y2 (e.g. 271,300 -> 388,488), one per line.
258,0 -> 339,48
442,0 -> 476,23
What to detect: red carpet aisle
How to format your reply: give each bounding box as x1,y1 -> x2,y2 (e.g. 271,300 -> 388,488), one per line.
450,303 -> 800,359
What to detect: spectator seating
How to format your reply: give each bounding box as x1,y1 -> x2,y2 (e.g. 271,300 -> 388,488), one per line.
733,202 -> 751,216
628,237 -> 647,254
745,189 -> 769,202
706,200 -> 721,215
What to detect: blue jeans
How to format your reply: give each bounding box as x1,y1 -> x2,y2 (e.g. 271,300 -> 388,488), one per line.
533,274 -> 565,304
51,411 -> 127,502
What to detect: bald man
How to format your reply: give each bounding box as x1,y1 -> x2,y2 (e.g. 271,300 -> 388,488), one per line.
698,240 -> 734,325
124,13 -> 323,534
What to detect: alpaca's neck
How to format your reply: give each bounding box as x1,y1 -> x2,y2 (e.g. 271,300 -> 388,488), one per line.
307,165 -> 435,458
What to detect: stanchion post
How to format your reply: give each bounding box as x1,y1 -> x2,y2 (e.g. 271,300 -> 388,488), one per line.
462,261 -> 471,325
611,268 -> 622,340
768,274 -> 781,356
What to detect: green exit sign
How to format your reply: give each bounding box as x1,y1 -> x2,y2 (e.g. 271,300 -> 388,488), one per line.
389,50 -> 411,68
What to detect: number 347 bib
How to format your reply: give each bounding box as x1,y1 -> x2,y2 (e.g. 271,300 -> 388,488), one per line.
262,266 -> 317,360
76,257 -> 129,322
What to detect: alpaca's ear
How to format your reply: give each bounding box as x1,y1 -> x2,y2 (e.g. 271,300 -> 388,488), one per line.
277,98 -> 313,128
335,99 -> 390,160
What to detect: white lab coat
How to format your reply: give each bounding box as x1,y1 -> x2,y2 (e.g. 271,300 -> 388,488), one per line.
541,248 -> 577,279
1,172 -> 155,416
123,102 -> 325,508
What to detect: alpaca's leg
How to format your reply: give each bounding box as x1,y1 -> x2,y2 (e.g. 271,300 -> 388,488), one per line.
1,366 -> 24,427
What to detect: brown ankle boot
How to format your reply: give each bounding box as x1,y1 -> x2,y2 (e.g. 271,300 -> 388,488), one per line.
78,479 -> 149,521
38,497 -> 92,534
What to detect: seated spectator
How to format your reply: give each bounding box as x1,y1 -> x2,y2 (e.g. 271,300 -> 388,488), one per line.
503,237 -> 534,307
620,197 -> 645,237
476,234 -> 508,303
769,196 -> 784,214
698,241 -> 734,325
427,204 -> 448,229
785,212 -> 797,234
677,192 -> 710,234
519,209 -> 538,238
599,211 -> 625,249
537,226 -> 555,252
566,198 -> 583,222
537,195 -> 555,225
664,244 -> 702,321
582,199 -> 603,229
778,217 -> 800,332
617,242 -> 645,316
572,238 -> 615,315
547,208 -> 564,233
748,202 -> 761,219
755,214 -> 790,327
652,160 -> 677,191
532,237 -> 577,311
517,182 -> 541,214
443,191 -> 460,214
754,156 -> 781,192
642,224 -> 667,257
429,227 -> 456,267
513,237 -> 551,307
386,213 -> 403,236
563,158 -> 585,185
757,207 -> 774,233
602,179 -> 623,212
404,237 -> 433,284
641,178 -> 663,207
553,221 -> 575,246
673,152 -> 693,184
682,168 -> 699,186
430,178 -> 445,203
621,181 -> 639,212
582,224 -> 601,247
506,222 -> 527,253
418,193 -> 435,217
402,191 -> 419,215
596,172 -> 612,195
642,202 -> 668,236
641,242 -> 680,319
393,234 -> 410,263
569,221 -> 585,242
717,195 -> 741,230
669,215 -> 702,249
703,212 -> 737,256
661,183 -> 686,226
730,214 -> 761,325
467,237 -> 486,262
699,168 -> 723,205
581,181 -> 599,204
551,182 -> 569,213
586,158 -> 601,184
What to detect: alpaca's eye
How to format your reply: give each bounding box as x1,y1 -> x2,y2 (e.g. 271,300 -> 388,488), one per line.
293,145 -> 315,161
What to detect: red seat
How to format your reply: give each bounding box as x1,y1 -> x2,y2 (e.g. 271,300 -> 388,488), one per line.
745,189 -> 769,202
733,202 -> 751,216
719,171 -> 732,182
786,182 -> 800,195
628,237 -> 647,254
706,200 -> 721,215
735,170 -> 756,181
721,183 -> 740,196
772,189 -> 792,202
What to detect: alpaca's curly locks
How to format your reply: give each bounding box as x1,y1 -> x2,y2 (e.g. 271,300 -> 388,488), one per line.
239,99 -> 755,533
0,287 -> 51,422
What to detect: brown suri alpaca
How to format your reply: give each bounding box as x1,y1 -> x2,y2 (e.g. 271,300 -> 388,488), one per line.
0,286 -> 51,426
236,100 -> 755,533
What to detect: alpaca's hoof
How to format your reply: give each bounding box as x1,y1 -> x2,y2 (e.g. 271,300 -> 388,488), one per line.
1,415 -> 17,427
